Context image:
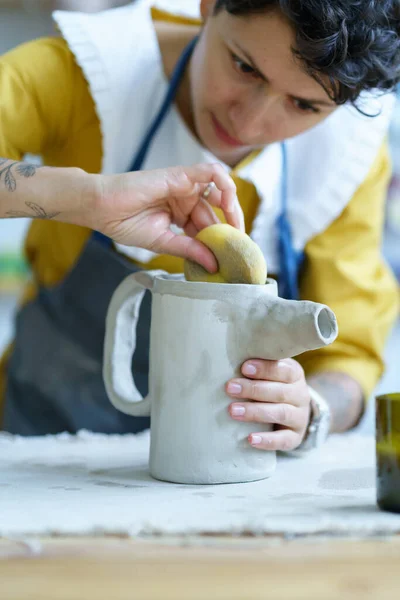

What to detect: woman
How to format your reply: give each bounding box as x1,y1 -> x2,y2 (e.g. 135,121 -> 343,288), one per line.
0,0 -> 399,452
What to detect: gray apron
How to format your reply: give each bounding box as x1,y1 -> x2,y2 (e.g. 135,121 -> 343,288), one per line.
3,240 -> 152,435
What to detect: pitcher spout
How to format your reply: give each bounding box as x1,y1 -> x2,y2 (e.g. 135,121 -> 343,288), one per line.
301,302 -> 338,350
245,296 -> 339,361
272,298 -> 338,358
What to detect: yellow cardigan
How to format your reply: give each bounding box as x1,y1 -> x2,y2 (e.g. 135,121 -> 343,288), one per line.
0,33 -> 398,418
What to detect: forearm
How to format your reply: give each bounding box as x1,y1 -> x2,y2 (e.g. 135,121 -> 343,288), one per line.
307,371 -> 364,433
0,158 -> 95,227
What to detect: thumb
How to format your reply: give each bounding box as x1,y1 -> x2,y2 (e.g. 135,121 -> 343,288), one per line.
156,230 -> 218,273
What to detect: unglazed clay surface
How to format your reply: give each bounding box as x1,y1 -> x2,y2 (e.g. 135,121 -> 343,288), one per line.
103,272 -> 338,484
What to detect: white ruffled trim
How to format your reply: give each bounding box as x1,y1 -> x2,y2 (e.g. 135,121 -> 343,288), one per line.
53,0 -> 155,175
286,94 -> 395,251
53,10 -> 112,174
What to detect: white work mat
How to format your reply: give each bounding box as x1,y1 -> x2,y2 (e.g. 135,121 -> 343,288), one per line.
1,431 -> 399,537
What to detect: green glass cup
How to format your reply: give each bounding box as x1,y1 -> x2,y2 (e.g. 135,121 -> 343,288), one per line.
376,393 -> 400,514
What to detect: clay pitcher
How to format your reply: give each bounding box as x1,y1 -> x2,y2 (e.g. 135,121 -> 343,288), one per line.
103,271 -> 338,485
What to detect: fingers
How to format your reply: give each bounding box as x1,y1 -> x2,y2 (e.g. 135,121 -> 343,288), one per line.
154,229 -> 218,273
168,164 -> 245,232
226,359 -> 308,407
226,378 -> 308,408
229,401 -> 300,429
225,357 -> 311,452
204,166 -> 244,232
228,396 -> 309,451
189,197 -> 220,232
183,187 -> 223,238
183,221 -> 199,239
248,429 -> 301,452
240,359 -> 305,385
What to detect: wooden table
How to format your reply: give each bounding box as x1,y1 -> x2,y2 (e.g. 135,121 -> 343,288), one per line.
1,535 -> 400,599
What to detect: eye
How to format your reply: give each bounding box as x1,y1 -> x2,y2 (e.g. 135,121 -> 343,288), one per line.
291,98 -> 320,114
230,52 -> 261,80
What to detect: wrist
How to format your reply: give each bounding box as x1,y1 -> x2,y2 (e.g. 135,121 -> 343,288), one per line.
42,167 -> 100,230
294,385 -> 331,453
76,172 -> 115,234
307,372 -> 364,433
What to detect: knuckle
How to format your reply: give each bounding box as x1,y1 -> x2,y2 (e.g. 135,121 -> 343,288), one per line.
291,360 -> 305,381
287,382 -> 303,405
172,165 -> 185,180
261,360 -> 274,378
227,176 -> 236,191
301,387 -> 312,406
269,437 -> 283,451
171,167 -> 190,191
277,386 -> 287,404
288,383 -> 309,407
277,404 -> 290,424
254,405 -> 267,422
280,359 -> 301,383
280,435 -> 297,452
211,162 -> 224,176
251,381 -> 262,398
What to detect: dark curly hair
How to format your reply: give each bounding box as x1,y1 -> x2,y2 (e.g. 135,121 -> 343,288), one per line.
214,0 -> 400,107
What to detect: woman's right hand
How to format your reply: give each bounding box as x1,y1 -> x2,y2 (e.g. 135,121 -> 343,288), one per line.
0,158 -> 244,274
90,163 -> 245,273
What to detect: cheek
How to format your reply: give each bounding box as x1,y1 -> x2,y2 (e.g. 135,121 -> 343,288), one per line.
203,69 -> 234,107
278,112 -> 331,141
192,46 -> 236,109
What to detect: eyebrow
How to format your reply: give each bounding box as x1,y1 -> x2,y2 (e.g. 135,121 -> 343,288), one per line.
231,41 -> 335,107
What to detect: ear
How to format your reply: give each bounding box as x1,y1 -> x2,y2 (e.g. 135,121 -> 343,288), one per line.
200,0 -> 217,20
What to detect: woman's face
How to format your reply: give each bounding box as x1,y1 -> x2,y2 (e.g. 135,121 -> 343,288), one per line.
190,0 -> 338,165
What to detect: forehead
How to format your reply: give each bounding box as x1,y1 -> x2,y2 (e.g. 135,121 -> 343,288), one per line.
214,9 -> 333,101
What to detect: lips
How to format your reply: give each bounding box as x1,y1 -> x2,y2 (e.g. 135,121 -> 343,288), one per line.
211,113 -> 243,148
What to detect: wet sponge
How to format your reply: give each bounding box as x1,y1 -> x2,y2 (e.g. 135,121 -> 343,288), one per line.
184,224 -> 267,285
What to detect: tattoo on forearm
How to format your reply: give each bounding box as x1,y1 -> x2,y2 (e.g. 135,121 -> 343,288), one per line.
6,201 -> 60,220
307,372 -> 364,433
0,158 -> 38,192
0,158 -> 60,220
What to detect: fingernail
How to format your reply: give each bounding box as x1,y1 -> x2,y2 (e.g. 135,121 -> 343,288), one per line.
243,363 -> 257,376
231,404 -> 245,417
250,435 -> 262,445
227,383 -> 242,395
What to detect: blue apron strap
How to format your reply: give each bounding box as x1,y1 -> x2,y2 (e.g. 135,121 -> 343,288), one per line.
130,36 -> 198,173
277,142 -> 304,300
94,36 -> 199,247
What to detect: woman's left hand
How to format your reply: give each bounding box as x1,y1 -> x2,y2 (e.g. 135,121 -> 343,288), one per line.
226,358 -> 311,451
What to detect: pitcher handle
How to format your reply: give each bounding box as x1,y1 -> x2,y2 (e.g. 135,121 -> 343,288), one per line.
103,270 -> 166,417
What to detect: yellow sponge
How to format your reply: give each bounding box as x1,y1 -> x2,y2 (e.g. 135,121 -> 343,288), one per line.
184,224 -> 267,284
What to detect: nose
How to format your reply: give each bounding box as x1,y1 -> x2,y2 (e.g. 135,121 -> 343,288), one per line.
228,91 -> 280,142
